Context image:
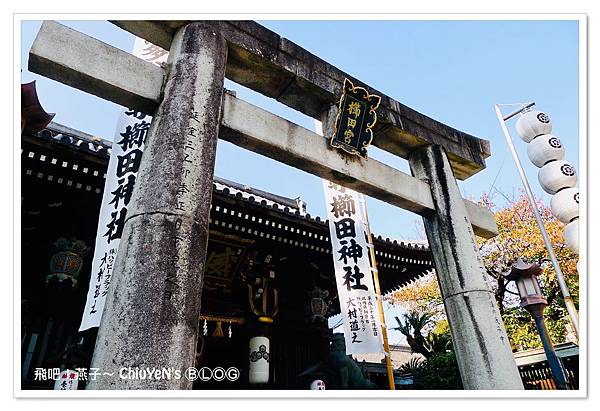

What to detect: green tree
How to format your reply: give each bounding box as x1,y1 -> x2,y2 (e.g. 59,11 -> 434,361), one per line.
392,311 -> 433,358
389,192 -> 578,351
477,192 -> 579,350
412,351 -> 463,390
426,328 -> 452,354
386,273 -> 443,317
396,314 -> 462,389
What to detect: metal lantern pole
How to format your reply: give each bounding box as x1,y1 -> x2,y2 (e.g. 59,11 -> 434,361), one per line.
505,258 -> 570,389
494,103 -> 579,339
528,304 -> 570,389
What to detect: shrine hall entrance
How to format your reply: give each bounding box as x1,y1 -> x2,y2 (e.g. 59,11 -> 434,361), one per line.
192,178 -> 433,389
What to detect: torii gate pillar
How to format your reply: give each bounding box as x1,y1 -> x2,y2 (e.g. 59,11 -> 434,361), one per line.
87,23 -> 227,389
409,145 -> 524,390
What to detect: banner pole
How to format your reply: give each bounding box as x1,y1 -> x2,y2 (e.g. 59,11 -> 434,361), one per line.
359,194 -> 396,390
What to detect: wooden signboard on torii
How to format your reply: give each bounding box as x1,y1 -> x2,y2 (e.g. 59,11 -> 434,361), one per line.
28,20 -> 523,390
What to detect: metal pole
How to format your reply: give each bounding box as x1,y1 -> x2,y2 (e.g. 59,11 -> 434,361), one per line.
502,102 -> 536,122
528,304 -> 570,389
494,104 -> 579,339
359,194 -> 396,390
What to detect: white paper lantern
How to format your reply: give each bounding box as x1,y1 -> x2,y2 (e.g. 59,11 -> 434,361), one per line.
249,336 -> 270,384
310,379 -> 326,390
527,134 -> 565,168
550,187 -> 579,224
563,219 -> 579,253
516,110 -> 552,143
538,160 -> 577,195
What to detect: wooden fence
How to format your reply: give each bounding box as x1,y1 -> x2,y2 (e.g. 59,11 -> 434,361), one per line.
518,355 -> 579,390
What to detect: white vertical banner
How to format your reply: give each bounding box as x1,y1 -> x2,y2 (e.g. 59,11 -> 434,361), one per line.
322,179 -> 384,354
79,39 -> 169,331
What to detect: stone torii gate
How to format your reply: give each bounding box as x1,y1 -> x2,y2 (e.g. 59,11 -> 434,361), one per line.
29,20 -> 524,390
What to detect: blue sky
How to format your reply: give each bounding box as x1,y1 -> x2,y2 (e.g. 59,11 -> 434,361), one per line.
20,19 -> 580,344
20,19 -> 580,242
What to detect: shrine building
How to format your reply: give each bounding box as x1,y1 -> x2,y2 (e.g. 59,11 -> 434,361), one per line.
21,97 -> 433,389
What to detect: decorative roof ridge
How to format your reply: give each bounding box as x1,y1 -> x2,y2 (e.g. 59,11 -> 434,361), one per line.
46,122 -> 111,147
35,121 -> 113,158
214,176 -> 304,213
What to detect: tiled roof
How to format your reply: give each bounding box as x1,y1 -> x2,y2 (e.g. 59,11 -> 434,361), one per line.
36,122 -> 112,158
32,122 -> 430,253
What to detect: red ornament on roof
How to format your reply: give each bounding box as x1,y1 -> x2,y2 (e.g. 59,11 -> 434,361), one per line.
21,80 -> 55,134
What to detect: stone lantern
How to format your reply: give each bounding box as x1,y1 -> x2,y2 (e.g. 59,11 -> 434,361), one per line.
504,258 -> 570,389
506,258 -> 547,308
